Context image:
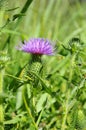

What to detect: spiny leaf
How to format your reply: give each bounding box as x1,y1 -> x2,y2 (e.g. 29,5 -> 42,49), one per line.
30,71 -> 52,95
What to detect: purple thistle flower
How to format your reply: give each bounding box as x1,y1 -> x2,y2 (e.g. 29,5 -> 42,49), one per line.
17,38 -> 55,55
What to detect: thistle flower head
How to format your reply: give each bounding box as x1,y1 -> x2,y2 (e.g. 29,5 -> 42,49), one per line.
17,38 -> 55,55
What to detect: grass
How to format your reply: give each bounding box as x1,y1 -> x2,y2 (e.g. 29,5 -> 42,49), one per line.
0,0 -> 86,130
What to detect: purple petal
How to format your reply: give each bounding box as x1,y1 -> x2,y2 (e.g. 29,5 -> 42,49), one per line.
16,38 -> 55,55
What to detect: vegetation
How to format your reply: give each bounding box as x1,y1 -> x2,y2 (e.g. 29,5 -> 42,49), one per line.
0,0 -> 86,129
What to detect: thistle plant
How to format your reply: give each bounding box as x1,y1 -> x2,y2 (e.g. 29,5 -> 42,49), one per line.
16,38 -> 55,129
1,0 -> 85,129
17,38 -> 55,82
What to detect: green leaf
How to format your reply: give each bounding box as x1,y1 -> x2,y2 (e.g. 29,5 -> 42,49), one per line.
16,86 -> 23,110
36,93 -> 48,113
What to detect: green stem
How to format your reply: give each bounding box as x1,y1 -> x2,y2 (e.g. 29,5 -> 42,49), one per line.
0,69 -> 4,130
61,90 -> 70,130
15,0 -> 33,26
61,107 -> 68,130
69,54 -> 76,83
2,0 -> 33,50
36,108 -> 44,127
61,104 -> 68,130
22,87 -> 38,130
